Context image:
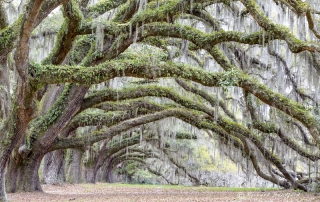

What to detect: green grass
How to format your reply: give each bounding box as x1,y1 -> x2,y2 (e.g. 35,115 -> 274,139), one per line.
80,183 -> 279,192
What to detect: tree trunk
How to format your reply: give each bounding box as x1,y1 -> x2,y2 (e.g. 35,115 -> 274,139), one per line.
84,166 -> 95,183
67,149 -> 83,184
93,167 -> 103,182
91,159 -> 104,183
15,154 -> 43,192
0,161 -> 7,202
6,157 -> 20,193
105,164 -> 114,183
43,150 -> 66,185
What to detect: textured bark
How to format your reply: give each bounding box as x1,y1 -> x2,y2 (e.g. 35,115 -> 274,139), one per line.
94,167 -> 103,182
6,157 -> 20,193
67,149 -> 83,184
105,163 -> 114,183
83,167 -> 95,183
6,86 -> 87,192
43,150 -> 66,185
15,155 -> 43,192
0,163 -> 7,202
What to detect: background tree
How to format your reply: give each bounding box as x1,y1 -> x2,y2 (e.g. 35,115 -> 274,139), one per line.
1,0 -> 320,201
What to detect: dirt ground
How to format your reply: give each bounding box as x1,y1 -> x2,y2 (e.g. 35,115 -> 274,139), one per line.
7,183 -> 320,202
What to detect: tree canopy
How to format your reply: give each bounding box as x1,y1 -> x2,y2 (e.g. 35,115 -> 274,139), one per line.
0,0 -> 320,201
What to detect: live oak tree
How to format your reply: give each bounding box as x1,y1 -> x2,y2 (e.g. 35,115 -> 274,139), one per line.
1,0 -> 320,201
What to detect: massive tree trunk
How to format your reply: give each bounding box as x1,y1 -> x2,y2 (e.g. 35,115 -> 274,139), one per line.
43,150 -> 66,185
15,154 -> 43,192
3,85 -> 87,193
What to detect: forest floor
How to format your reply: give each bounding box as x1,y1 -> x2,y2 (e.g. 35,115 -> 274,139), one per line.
7,183 -> 320,202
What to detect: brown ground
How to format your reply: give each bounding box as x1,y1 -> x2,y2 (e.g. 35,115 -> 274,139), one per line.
7,183 -> 320,202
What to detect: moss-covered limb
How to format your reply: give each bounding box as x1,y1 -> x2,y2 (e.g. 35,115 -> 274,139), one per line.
34,0 -> 69,27
143,23 -> 276,49
0,0 -> 67,63
90,135 -> 143,174
242,138 -> 291,188
187,9 -> 221,31
82,85 -> 216,123
80,22 -> 271,66
209,130 -> 286,188
208,125 -> 290,188
112,0 -> 140,23
31,59 -> 217,85
141,37 -> 202,65
65,36 -> 92,66
34,47 -> 320,135
144,162 -> 178,185
291,121 -> 316,146
129,0 -> 230,26
162,149 -> 201,185
278,0 -> 320,38
106,135 -> 141,157
175,79 -> 237,121
28,85 -> 88,151
28,85 -> 72,147
84,0 -> 127,18
0,20 -> 21,62
114,0 -> 188,23
34,57 -> 319,141
54,100 -> 301,189
211,46 -> 320,145
218,117 -> 307,191
94,99 -> 168,113
259,121 -> 320,161
311,52 -> 320,76
52,106 -> 226,156
240,0 -> 318,53
111,148 -> 153,164
274,0 -> 313,16
42,0 -> 83,65
202,93 -> 298,188
61,111 -> 127,136
175,132 -> 197,140
306,10 -> 320,39
78,20 -> 127,35
267,44 -> 316,103
50,109 -> 186,150
140,37 -> 168,52
245,91 -> 320,160
102,135 -> 157,166
15,0 -> 46,62
60,101 -> 165,138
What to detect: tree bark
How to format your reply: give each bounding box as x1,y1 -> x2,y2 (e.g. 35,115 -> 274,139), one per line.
67,149 -> 83,184
15,155 -> 43,192
84,167 -> 95,183
94,167 -> 103,182
105,163 -> 114,183
6,157 -> 20,193
0,162 -> 7,202
43,150 -> 66,185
